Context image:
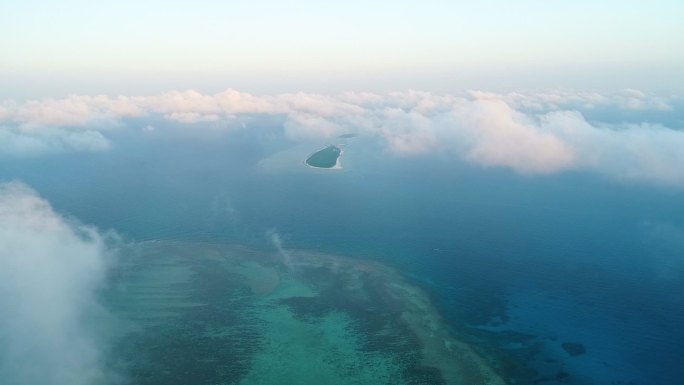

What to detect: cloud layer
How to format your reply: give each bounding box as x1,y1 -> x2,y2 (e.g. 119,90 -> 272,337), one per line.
0,182 -> 111,385
1,89 -> 682,185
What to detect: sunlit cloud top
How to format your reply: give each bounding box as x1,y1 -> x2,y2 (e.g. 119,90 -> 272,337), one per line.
1,88 -> 684,186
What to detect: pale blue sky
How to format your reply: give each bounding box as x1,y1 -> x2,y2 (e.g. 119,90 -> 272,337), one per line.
1,0 -> 683,97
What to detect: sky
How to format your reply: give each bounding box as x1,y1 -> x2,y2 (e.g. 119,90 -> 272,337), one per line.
1,1 -> 683,97
1,1 -> 683,187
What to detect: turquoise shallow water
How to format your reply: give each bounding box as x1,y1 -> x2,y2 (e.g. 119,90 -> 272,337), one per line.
101,241 -> 504,384
3,126 -> 684,384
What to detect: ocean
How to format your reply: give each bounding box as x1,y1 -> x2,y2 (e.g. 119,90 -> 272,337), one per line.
2,119 -> 683,384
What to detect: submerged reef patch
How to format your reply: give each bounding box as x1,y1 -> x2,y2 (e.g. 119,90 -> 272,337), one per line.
561,342 -> 586,357
102,241 -> 506,385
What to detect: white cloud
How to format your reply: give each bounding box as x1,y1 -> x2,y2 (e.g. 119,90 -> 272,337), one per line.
0,126 -> 110,157
4,95 -> 143,129
0,182 -> 113,385
454,99 -> 576,174
284,112 -> 345,140
589,123 -> 684,185
0,88 -> 682,186
537,111 -> 684,185
470,89 -> 675,112
165,112 -> 221,123
379,108 -> 439,155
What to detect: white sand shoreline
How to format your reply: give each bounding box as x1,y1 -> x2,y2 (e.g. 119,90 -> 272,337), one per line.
303,145 -> 344,170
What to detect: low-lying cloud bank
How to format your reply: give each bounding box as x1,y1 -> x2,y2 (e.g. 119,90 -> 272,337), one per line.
1,89 -> 682,185
0,182 -> 111,385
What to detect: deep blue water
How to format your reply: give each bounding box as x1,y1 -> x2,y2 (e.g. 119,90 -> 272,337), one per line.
3,123 -> 684,384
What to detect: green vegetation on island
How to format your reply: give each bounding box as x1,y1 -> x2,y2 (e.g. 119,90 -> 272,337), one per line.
305,146 -> 341,169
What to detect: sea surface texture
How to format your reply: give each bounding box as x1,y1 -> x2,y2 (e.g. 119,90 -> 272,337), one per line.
2,125 -> 683,385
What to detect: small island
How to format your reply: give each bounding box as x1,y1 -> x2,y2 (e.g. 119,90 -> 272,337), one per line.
338,133 -> 358,139
305,145 -> 342,169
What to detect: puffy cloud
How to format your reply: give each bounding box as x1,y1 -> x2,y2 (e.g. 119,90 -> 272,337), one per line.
379,108 -> 439,155
165,112 -> 221,123
537,111 -> 684,185
284,112 -> 345,139
0,94 -> 133,156
453,100 -> 576,174
2,88 -> 675,130
144,90 -> 222,116
278,92 -> 365,117
0,88 -> 682,186
0,182 -> 113,385
587,123 -> 684,185
4,95 -> 143,128
0,126 -> 110,157
470,89 -> 675,112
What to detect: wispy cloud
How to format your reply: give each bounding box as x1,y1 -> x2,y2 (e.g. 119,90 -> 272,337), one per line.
0,182 -> 113,385
1,89 -> 682,185
267,229 -> 292,270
